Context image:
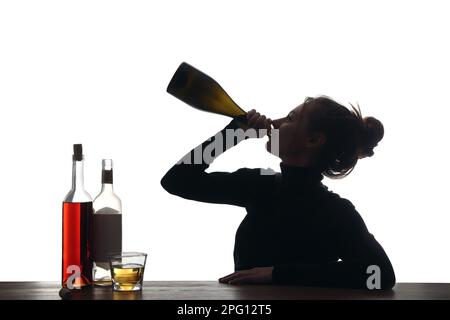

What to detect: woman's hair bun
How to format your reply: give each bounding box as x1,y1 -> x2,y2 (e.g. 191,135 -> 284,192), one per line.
358,116 -> 384,159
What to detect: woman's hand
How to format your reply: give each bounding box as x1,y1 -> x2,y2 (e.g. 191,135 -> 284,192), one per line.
246,109 -> 272,138
235,109 -> 272,138
218,267 -> 274,285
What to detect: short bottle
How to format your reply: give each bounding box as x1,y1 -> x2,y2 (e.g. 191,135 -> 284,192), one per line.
92,159 -> 122,286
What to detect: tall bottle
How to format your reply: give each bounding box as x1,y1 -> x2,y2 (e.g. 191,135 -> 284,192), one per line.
62,144 -> 93,289
92,159 -> 122,286
167,62 -> 247,121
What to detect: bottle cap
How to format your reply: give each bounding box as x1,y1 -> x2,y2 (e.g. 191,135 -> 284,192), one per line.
73,144 -> 83,161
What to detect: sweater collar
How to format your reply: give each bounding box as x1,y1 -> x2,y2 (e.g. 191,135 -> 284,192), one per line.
279,162 -> 323,187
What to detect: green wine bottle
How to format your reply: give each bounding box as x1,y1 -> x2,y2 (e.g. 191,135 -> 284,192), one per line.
167,62 -> 247,122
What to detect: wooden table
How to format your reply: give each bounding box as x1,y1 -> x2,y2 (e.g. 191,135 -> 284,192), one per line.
0,282 -> 449,300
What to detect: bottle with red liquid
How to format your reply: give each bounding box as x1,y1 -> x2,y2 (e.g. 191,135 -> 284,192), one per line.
62,144 -> 93,289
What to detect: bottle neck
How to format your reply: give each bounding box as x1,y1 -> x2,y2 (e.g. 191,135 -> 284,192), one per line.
100,183 -> 114,193
72,160 -> 86,190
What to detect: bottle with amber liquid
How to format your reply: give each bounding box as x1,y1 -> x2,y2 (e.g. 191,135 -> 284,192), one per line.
167,62 -> 248,123
92,159 -> 122,286
62,144 -> 93,289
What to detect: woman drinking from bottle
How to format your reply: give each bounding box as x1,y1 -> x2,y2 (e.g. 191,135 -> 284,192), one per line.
161,95 -> 395,289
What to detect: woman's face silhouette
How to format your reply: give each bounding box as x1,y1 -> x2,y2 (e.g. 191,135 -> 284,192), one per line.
266,100 -> 325,165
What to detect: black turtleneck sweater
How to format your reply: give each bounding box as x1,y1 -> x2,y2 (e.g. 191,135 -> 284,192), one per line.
161,120 -> 396,289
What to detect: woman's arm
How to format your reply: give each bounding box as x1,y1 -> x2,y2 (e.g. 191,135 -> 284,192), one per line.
272,239 -> 395,289
272,200 -> 396,290
220,237 -> 396,289
160,118 -> 266,207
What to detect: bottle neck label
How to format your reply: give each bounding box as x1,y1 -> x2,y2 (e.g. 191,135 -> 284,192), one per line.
102,170 -> 113,184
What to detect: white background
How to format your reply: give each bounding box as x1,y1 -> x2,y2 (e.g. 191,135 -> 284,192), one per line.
0,0 -> 449,282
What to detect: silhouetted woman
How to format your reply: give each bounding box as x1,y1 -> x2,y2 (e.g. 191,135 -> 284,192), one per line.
161,95 -> 396,289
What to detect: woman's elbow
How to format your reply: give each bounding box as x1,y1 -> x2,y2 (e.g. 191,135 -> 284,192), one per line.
368,260 -> 396,290
160,167 -> 198,197
160,171 -> 181,195
381,267 -> 396,290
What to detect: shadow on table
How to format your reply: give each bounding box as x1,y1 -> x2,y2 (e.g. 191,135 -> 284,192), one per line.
59,287 -> 143,300
229,284 -> 396,300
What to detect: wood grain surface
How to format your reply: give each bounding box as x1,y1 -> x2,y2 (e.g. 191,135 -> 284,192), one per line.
0,282 -> 449,300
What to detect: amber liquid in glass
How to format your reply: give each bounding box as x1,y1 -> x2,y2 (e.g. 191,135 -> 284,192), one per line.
111,263 -> 144,291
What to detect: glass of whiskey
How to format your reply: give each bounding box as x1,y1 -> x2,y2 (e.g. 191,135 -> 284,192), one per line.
109,252 -> 147,292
